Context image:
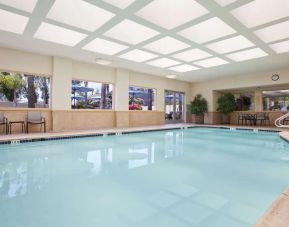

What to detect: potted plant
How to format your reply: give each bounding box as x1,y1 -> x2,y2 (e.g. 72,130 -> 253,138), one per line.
188,94 -> 208,124
217,93 -> 236,124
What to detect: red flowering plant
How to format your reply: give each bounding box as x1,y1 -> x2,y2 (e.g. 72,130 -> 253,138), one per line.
129,103 -> 142,110
129,96 -> 144,110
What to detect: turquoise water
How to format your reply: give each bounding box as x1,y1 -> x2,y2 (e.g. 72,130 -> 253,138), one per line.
1,128 -> 289,227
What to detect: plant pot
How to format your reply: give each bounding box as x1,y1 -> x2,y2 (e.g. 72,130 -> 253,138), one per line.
193,115 -> 204,124
221,114 -> 230,124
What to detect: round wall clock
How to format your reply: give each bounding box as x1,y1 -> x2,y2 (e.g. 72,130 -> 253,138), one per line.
271,74 -> 279,81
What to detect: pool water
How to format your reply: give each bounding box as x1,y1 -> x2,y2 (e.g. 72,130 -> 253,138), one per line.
1,128 -> 289,227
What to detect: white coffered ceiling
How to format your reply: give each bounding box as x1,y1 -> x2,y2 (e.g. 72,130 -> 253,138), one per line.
0,0 -> 289,82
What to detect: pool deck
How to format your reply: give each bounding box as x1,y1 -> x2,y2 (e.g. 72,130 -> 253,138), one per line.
0,123 -> 289,226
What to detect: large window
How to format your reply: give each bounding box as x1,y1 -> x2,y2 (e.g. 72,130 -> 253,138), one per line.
71,80 -> 113,109
0,71 -> 50,108
263,90 -> 289,111
129,86 -> 156,110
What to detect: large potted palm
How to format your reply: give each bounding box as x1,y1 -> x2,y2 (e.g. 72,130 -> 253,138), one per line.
188,94 -> 208,124
217,93 -> 236,124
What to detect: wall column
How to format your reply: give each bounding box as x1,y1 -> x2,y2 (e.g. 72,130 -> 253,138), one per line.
254,89 -> 263,112
114,69 -> 129,128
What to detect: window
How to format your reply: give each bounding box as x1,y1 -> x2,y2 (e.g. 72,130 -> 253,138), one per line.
129,86 -> 156,110
263,90 -> 289,111
71,80 -> 113,109
234,93 -> 254,111
0,71 -> 50,108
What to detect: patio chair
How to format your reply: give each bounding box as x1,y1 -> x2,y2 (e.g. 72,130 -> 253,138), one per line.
26,112 -> 46,133
237,113 -> 245,125
0,112 -> 8,134
255,112 -> 266,126
283,116 -> 289,125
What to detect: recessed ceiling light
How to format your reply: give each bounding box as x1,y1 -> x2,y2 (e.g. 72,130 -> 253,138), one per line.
206,35 -> 255,54
135,0 -> 208,30
146,58 -> 181,68
143,36 -> 189,55
214,0 -> 238,7
270,40 -> 289,54
119,49 -> 158,62
95,58 -> 113,65
101,0 -> 135,9
226,48 -> 268,62
104,19 -> 159,45
166,74 -> 177,79
231,0 -> 289,28
194,57 -> 229,68
0,9 -> 29,34
46,0 -> 114,32
172,48 -> 212,62
178,17 -> 236,44
254,20 -> 289,43
34,22 -> 87,46
0,0 -> 38,13
169,64 -> 199,72
83,38 -> 128,55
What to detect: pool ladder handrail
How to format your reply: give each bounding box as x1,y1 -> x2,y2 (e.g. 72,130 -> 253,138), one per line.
274,112 -> 289,128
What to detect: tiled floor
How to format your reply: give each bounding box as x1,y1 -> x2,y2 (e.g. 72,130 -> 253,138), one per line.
0,123 -> 288,226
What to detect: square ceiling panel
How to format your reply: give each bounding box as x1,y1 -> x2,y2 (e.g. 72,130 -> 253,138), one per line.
34,22 -> 87,46
178,17 -> 236,44
46,0 -> 114,32
226,48 -> 268,62
254,20 -> 289,43
101,0 -> 135,9
169,64 -> 199,72
135,0 -> 208,30
0,0 -> 38,13
172,48 -> 212,62
214,0 -> 238,7
83,38 -> 128,55
143,36 -> 189,55
231,0 -> 289,28
0,9 -> 29,34
104,19 -> 159,45
146,58 -> 181,68
270,40 -> 289,54
119,49 -> 158,62
194,57 -> 229,68
206,35 -> 255,54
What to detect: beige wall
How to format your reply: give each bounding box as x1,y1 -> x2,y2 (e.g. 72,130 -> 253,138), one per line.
192,68 -> 289,112
0,47 -> 192,132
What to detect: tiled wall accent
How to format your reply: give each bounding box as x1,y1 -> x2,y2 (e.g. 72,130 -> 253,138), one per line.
129,111 -> 165,127
52,110 -> 116,131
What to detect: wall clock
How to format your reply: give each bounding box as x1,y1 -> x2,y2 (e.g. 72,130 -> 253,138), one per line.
271,74 -> 279,81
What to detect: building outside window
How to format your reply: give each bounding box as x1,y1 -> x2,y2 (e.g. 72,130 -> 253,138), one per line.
129,86 -> 156,110
0,71 -> 50,108
263,90 -> 289,111
71,80 -> 113,109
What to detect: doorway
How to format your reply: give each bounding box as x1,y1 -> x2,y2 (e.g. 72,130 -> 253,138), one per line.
165,90 -> 185,123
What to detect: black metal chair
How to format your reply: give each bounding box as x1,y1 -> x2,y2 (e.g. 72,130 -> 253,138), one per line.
283,116 -> 289,125
255,112 -> 266,126
238,113 -> 245,125
0,112 -> 8,134
26,112 -> 46,133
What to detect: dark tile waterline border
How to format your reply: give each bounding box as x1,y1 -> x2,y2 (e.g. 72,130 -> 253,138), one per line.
0,125 -> 282,145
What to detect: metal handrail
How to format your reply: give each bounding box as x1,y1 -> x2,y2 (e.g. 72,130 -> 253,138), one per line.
274,112 -> 289,128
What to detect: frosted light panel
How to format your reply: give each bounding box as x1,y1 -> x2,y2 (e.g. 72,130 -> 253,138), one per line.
104,19 -> 159,45
178,17 -> 236,44
144,36 -> 189,54
119,49 -> 158,62
83,38 -> 128,55
136,0 -> 208,29
34,23 -> 87,46
47,0 -> 115,32
231,0 -> 289,28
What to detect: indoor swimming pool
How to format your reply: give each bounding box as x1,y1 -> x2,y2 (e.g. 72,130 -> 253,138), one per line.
0,127 -> 289,227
